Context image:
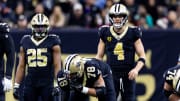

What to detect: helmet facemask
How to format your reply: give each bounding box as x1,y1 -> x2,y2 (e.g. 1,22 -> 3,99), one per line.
32,25 -> 49,40
109,14 -> 128,29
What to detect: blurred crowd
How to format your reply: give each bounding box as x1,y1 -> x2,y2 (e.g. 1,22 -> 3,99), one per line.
0,0 -> 180,30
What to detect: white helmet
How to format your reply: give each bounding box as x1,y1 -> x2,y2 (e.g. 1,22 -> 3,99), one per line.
64,54 -> 85,81
31,13 -> 50,39
109,4 -> 129,28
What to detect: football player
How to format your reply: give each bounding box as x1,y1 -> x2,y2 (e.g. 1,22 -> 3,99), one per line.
57,54 -> 116,101
0,23 -> 15,101
13,13 -> 62,101
163,56 -> 180,101
95,4 -> 146,101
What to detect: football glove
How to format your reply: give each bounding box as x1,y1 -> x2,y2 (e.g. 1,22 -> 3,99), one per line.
70,81 -> 83,92
52,86 -> 60,96
13,83 -> 20,99
2,77 -> 12,92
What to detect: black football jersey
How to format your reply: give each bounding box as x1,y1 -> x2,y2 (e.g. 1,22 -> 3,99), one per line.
20,34 -> 61,86
98,25 -> 142,70
164,65 -> 180,86
87,58 -> 112,77
80,58 -> 112,87
79,58 -> 102,87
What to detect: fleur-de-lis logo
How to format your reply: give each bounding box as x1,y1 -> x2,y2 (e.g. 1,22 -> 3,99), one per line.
107,36 -> 112,42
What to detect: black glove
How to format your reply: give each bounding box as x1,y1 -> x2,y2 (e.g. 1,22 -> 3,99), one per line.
52,86 -> 60,96
70,81 -> 83,92
13,83 -> 20,99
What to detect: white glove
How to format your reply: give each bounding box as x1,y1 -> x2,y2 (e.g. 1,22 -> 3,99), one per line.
2,77 -> 12,92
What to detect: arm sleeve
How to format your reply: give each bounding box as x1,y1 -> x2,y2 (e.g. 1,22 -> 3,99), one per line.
4,35 -> 15,78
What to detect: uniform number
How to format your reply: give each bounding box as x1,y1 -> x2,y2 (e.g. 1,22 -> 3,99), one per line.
113,42 -> 124,60
87,66 -> 96,78
59,79 -> 68,87
27,48 -> 47,67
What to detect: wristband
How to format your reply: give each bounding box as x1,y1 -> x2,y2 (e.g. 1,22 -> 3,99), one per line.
14,83 -> 20,88
138,58 -> 145,64
81,87 -> 89,94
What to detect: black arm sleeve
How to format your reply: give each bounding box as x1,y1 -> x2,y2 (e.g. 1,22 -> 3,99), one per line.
4,35 -> 15,78
95,87 -> 106,98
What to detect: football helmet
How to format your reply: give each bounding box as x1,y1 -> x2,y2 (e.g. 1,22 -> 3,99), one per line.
64,54 -> 85,81
109,4 -> 129,28
0,23 -> 10,34
173,69 -> 180,94
30,13 -> 50,39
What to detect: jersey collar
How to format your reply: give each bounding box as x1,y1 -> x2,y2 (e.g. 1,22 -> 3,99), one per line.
31,36 -> 48,46
110,26 -> 128,40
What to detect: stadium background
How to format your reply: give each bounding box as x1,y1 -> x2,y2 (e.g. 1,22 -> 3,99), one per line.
0,0 -> 180,101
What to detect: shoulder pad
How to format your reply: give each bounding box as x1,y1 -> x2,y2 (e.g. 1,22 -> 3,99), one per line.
20,35 -> 30,45
48,34 -> 60,39
98,25 -> 109,31
129,26 -> 141,31
48,34 -> 59,37
131,26 -> 142,37
23,35 -> 31,37
129,25 -> 138,28
98,25 -> 110,37
22,35 -> 30,40
48,34 -> 61,45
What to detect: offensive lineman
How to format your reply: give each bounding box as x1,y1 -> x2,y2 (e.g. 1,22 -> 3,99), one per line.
57,54 -> 116,101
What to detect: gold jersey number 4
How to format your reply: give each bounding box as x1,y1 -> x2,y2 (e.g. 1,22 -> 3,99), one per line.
113,42 -> 124,60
